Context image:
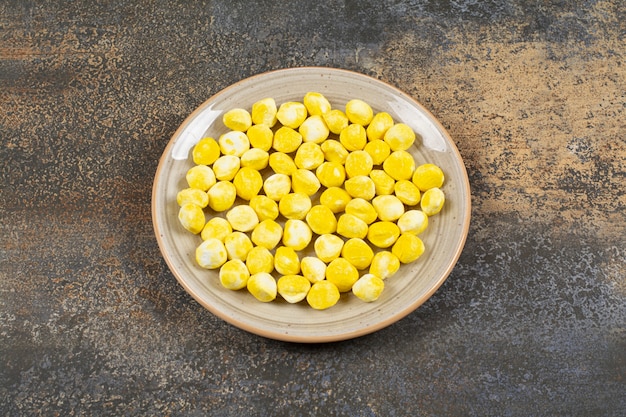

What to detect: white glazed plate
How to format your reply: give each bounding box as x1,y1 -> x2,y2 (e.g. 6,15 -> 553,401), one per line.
152,67 -> 471,343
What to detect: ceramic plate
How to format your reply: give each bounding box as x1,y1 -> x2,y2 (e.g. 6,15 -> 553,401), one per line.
152,67 -> 471,342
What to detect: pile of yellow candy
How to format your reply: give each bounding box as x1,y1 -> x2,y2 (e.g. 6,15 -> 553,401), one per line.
177,93 -> 446,310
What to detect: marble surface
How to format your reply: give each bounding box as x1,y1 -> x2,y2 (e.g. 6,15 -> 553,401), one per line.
1,1 -> 624,415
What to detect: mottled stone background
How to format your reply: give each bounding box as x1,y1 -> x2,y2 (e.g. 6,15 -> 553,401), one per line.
1,1 -> 624,416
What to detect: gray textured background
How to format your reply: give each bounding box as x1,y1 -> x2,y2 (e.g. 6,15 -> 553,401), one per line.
1,1 -> 624,416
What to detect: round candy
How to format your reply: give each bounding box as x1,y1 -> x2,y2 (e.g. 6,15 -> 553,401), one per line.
299,115 -> 330,144
207,181 -> 237,212
345,99 -> 373,126
245,246 -> 274,275
421,187 -> 445,216
392,233 -> 425,264
226,204 -> 259,232
383,123 -> 416,151
413,163 -> 445,191
366,112 -> 394,141
369,251 -> 400,280
306,205 -> 338,235
277,275 -> 311,304
247,272 -> 277,302
251,97 -> 277,127
195,238 -> 227,269
279,193 -> 312,220
326,258 -> 359,292
223,108 -> 252,132
251,219 -> 283,250
307,280 -> 340,310
352,274 -> 385,302
341,238 -> 374,270
383,150 -> 415,181
192,137 -> 221,165
274,246 -> 301,276
201,217 -> 232,241
178,203 -> 205,234
303,92 -> 331,116
219,259 -> 249,290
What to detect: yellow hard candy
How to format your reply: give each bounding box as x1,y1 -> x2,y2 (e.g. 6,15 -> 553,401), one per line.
369,169 -> 395,196
384,123 -> 416,151
186,165 -> 216,191
305,204 -> 338,235
392,233 -> 425,264
268,152 -> 297,176
397,210 -> 428,235
369,250 -> 400,279
178,203 -> 205,234
383,150 -> 415,181
372,195 -> 405,221
226,204 -> 259,232
345,99 -> 373,126
303,92 -> 331,116
421,187 -> 445,216
219,259 -> 249,290
177,188 -> 209,208
367,221 -> 400,248
314,234 -> 344,263
322,109 -> 349,135
345,150 -> 373,178
251,219 -> 283,250
394,180 -> 421,206
240,148 -> 269,171
345,198 -> 378,225
195,238 -> 228,269
339,123 -> 367,151
219,130 -> 250,157
320,139 -> 349,164
212,155 -> 240,181
282,219 -> 312,251
263,173 -> 291,201
294,142 -> 324,170
246,124 -> 274,151
412,163 -> 445,191
352,274 -> 385,302
277,275 -> 311,303
222,108 -> 252,132
300,256 -> 327,283
251,97 -> 278,127
276,101 -> 307,129
249,195 -> 279,221
315,161 -> 346,188
247,272 -> 277,302
366,112 -> 394,141
245,246 -> 274,275
274,246 -> 301,276
363,140 -> 391,166
207,181 -> 237,212
291,169 -> 321,196
306,280 -> 340,310
201,216 -> 232,241
233,166 -> 263,201
320,187 -> 352,213
299,115 -> 330,144
326,257 -> 359,292
344,175 -> 376,200
273,126 -> 302,153
224,231 -> 253,261
192,137 -> 221,165
278,193 -> 312,220
336,213 -> 368,239
341,238 -> 374,270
